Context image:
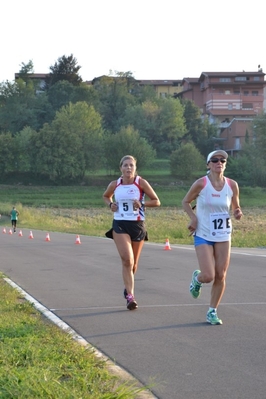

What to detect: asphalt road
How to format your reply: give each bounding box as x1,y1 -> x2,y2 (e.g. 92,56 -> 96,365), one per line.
1,229 -> 266,399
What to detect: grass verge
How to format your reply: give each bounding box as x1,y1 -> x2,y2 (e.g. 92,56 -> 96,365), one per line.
0,278 -> 153,399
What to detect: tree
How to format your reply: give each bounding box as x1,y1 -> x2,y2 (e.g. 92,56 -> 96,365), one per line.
17,60 -> 34,84
0,79 -> 37,134
70,83 -> 100,109
46,80 -> 75,111
236,112 -> 266,186
158,98 -> 187,153
92,73 -> 138,133
17,60 -> 47,95
13,126 -> 35,172
103,125 -> 156,173
170,142 -> 205,180
0,132 -> 15,174
0,79 -> 53,134
225,155 -> 252,186
197,118 -> 219,156
181,99 -> 202,143
46,80 -> 100,114
252,112 -> 266,157
35,102 -> 103,181
122,101 -> 160,147
45,54 -> 82,88
180,99 -> 219,157
121,98 -> 187,156
135,84 -> 158,103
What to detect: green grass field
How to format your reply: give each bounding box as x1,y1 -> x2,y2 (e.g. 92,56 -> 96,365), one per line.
1,183 -> 266,208
1,180 -> 266,248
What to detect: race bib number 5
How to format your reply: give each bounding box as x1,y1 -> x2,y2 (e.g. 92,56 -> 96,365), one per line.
209,212 -> 231,237
117,199 -> 138,217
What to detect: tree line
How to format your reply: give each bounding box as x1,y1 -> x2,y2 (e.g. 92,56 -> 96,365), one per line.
0,54 -> 266,186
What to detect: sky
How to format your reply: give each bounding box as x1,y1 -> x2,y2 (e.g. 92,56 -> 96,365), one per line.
1,0 -> 265,84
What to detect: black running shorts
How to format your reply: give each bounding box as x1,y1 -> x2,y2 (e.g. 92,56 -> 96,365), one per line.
112,220 -> 146,242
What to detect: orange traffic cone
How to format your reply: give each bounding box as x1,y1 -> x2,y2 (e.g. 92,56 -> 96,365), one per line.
29,231 -> 34,239
45,232 -> 51,242
164,238 -> 171,250
2,227 -> 6,234
75,235 -> 81,244
19,230 -> 23,237
9,229 -> 13,235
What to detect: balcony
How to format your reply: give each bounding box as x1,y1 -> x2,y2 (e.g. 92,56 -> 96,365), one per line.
206,93 -> 263,103
219,121 -> 231,128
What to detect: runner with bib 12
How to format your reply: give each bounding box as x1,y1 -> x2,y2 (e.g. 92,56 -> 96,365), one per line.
182,150 -> 243,325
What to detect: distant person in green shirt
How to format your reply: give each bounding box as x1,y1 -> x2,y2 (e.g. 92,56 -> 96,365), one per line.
10,207 -> 19,233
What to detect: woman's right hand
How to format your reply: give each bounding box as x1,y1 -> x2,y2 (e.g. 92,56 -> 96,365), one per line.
110,202 -> 117,212
187,217 -> 197,236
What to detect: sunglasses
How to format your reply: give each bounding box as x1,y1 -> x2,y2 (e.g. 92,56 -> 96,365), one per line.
210,158 -> 227,164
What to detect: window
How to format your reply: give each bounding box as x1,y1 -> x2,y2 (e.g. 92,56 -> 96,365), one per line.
242,103 -> 253,109
243,91 -> 249,96
234,90 -> 240,94
219,78 -> 231,82
225,90 -> 231,95
252,91 -> 259,96
235,76 -> 249,81
228,103 -> 233,110
235,137 -> 241,150
254,76 -> 260,81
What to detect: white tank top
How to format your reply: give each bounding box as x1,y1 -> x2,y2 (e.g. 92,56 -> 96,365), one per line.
195,176 -> 233,242
113,176 -> 145,221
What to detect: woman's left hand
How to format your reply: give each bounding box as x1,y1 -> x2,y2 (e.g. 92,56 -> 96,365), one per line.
133,200 -> 141,211
234,207 -> 243,220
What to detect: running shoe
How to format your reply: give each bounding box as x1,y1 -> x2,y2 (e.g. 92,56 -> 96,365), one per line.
206,309 -> 223,325
189,270 -> 202,299
126,294 -> 138,310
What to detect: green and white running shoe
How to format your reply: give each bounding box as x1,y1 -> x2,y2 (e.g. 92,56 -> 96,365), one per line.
206,310 -> 223,325
189,270 -> 202,299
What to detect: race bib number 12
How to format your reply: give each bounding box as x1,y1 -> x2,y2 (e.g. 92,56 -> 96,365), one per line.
209,212 -> 231,238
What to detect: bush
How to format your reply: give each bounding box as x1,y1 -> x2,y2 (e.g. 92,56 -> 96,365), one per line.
170,142 -> 205,179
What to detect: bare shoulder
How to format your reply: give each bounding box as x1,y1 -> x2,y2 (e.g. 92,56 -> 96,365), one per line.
183,177 -> 206,202
138,177 -> 160,202
107,180 -> 118,191
110,179 -> 118,187
227,178 -> 239,190
192,176 -> 206,191
190,176 -> 206,196
139,177 -> 156,191
103,179 -> 118,196
139,177 -> 149,188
